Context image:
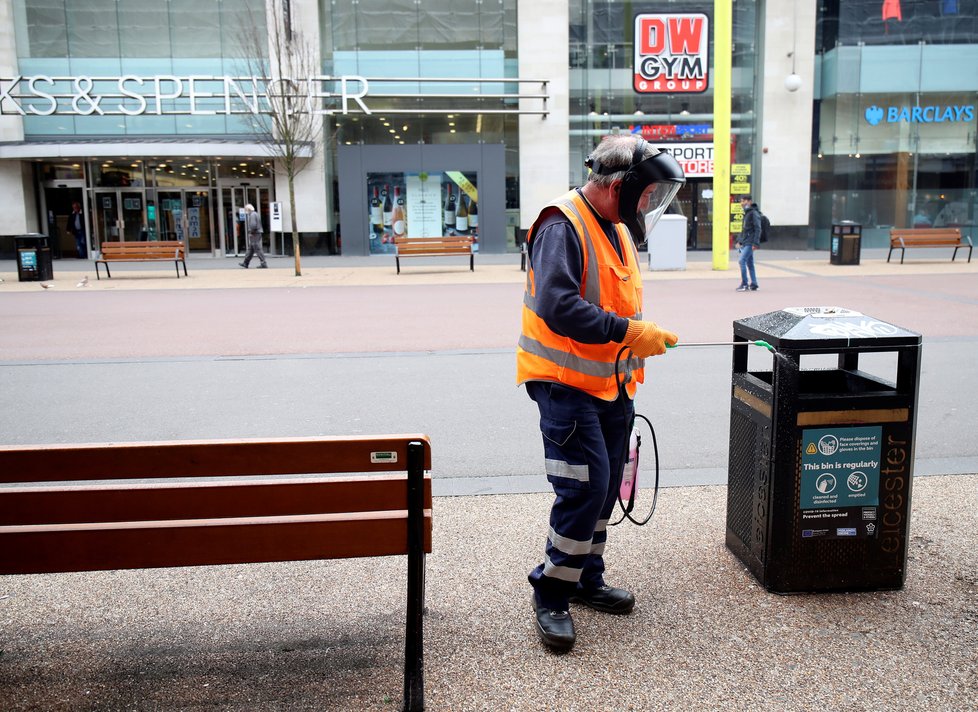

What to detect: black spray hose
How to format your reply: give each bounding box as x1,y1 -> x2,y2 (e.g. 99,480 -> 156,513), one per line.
609,345 -> 660,527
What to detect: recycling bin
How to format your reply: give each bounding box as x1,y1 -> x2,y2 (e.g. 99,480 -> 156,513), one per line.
830,221 -> 862,265
15,234 -> 54,282
725,306 -> 921,593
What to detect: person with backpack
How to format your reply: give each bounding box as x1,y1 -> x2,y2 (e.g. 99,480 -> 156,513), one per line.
735,196 -> 761,292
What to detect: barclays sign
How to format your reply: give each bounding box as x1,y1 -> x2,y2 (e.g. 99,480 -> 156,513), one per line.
864,104 -> 975,126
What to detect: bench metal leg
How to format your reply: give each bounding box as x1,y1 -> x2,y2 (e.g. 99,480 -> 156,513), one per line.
469,254 -> 474,272
403,441 -> 426,712
182,259 -> 188,276
175,261 -> 181,278
886,247 -> 893,263
396,256 -> 401,275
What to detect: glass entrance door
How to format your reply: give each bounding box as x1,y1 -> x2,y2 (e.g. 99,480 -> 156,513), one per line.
93,190 -> 147,243
677,181 -> 715,250
155,190 -> 213,252
219,184 -> 272,256
42,185 -> 86,259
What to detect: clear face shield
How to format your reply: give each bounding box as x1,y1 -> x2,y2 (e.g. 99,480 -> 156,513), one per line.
636,181 -> 682,242
617,147 -> 686,245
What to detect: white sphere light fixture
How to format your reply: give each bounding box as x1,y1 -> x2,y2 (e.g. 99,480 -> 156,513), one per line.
784,73 -> 802,92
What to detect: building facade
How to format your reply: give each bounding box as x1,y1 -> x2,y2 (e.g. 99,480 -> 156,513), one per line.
1,1 -> 975,260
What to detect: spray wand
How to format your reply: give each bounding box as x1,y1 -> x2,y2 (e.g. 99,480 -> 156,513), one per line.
667,339 -> 776,353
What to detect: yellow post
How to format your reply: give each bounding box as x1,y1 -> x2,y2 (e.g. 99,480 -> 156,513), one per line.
712,0 -> 732,270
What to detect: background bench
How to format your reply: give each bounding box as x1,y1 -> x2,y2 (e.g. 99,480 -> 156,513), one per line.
0,434 -> 432,712
394,236 -> 474,274
96,240 -> 188,279
888,228 -> 973,264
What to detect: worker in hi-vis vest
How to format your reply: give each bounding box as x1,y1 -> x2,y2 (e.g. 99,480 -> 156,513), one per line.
517,134 -> 685,652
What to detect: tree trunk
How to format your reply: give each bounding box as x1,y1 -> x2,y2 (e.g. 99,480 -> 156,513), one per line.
289,173 -> 301,276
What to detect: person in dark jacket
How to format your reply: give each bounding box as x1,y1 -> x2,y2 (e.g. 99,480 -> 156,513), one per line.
67,202 -> 87,258
736,196 -> 760,291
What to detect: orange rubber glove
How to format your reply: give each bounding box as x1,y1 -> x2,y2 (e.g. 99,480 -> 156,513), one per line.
623,320 -> 679,358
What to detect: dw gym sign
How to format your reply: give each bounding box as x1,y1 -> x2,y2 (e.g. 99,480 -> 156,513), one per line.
633,13 -> 709,94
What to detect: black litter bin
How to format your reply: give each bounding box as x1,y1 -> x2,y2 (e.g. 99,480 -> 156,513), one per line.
726,306 -> 921,593
830,221 -> 862,265
15,234 -> 54,282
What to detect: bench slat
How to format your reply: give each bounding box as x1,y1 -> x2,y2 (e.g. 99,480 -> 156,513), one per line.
0,511 -> 432,574
0,475 -> 432,525
0,435 -> 432,484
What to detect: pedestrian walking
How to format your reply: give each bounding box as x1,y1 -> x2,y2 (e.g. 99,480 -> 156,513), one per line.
239,204 -> 268,268
736,196 -> 761,291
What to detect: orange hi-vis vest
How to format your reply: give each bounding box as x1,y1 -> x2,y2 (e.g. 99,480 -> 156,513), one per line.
516,190 -> 645,401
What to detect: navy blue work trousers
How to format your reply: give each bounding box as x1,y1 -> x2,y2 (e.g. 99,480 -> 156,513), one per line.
526,381 -> 633,610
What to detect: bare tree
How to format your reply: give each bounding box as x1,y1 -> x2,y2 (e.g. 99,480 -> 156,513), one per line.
237,0 -> 324,277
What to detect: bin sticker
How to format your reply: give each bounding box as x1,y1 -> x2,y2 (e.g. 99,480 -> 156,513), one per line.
19,250 -> 37,269
801,426 -> 881,509
800,426 -> 882,540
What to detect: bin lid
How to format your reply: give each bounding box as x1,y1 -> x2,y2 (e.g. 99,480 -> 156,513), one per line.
734,306 -> 921,350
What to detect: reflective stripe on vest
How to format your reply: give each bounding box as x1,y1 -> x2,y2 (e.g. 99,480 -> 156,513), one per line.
516,190 -> 645,401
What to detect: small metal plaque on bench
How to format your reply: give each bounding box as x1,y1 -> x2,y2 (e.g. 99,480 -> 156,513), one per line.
371,451 -> 398,464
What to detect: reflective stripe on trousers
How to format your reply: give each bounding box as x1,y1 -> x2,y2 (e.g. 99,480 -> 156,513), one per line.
526,381 -> 633,609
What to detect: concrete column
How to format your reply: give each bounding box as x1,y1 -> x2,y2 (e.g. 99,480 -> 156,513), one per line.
270,0 -> 329,235
0,0 -> 33,236
518,0 -> 570,231
758,0 -> 817,229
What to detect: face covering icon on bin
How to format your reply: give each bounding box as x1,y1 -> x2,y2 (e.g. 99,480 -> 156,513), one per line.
587,137 -> 686,245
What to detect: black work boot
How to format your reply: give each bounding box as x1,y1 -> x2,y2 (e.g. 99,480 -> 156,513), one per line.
570,585 -> 635,615
532,594 -> 575,652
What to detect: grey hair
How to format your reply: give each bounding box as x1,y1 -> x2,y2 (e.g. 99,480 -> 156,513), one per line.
244,203 -> 255,211
586,135 -> 657,186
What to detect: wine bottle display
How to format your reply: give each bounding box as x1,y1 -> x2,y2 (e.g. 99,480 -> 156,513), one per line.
455,194 -> 468,232
370,186 -> 383,228
467,199 -> 478,230
392,186 -> 407,238
443,185 -> 456,228
382,185 -> 393,227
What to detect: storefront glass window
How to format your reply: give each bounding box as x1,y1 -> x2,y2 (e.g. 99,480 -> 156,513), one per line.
818,0 -> 978,49
322,0 -> 517,145
14,0 -> 266,137
568,0 -> 759,249
812,26 -> 978,246
153,161 -> 212,188
92,160 -> 146,188
40,162 -> 84,181
366,171 -> 479,254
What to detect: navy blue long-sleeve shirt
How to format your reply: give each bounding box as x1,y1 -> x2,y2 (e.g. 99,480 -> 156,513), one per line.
527,198 -> 631,345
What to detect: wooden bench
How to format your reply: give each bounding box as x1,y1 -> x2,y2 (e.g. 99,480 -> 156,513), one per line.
394,236 -> 474,274
887,228 -> 973,264
0,434 -> 432,712
95,240 -> 188,279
